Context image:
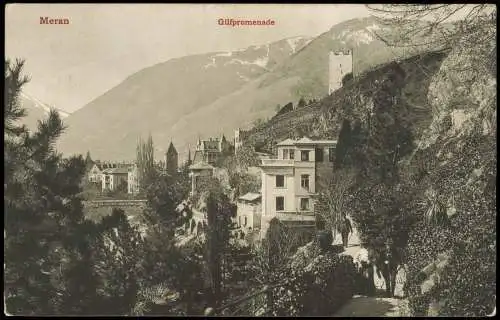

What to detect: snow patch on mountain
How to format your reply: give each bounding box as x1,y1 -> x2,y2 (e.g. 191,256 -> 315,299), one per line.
366,23 -> 381,33
203,57 -> 217,69
286,36 -> 305,53
344,30 -> 374,45
20,91 -> 70,118
225,45 -> 270,68
227,57 -> 269,68
215,51 -> 233,57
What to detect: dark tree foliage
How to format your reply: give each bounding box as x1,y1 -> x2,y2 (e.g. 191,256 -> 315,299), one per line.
333,119 -> 352,169
142,170 -> 191,236
342,72 -> 354,86
204,178 -> 237,308
332,62 -> 415,297
91,208 -> 144,315
136,135 -> 155,189
84,151 -> 94,169
4,59 -> 101,315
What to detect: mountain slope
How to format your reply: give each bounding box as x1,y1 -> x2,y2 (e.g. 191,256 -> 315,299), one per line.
57,16 -> 433,161
57,36 -> 311,160
18,92 -> 70,132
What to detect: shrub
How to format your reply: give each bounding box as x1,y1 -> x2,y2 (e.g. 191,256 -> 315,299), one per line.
268,248 -> 356,316
405,133 -> 496,316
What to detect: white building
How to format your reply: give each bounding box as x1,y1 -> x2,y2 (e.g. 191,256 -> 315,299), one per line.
101,167 -> 129,192
259,137 -> 337,239
87,163 -> 103,183
236,192 -> 262,231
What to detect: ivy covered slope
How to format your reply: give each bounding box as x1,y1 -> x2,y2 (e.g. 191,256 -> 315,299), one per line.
403,33 -> 496,316
244,49 -> 449,152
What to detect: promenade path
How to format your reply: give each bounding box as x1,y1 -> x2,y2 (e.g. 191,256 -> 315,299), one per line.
332,226 -> 409,317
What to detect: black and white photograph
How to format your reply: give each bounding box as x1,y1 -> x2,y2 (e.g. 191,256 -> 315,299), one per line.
4,3 -> 497,316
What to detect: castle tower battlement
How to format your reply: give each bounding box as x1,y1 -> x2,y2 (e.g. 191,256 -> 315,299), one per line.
328,49 -> 353,95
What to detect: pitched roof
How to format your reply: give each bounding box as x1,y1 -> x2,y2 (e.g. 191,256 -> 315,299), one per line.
310,139 -> 337,145
238,192 -> 261,202
167,142 -> 177,154
193,150 -> 204,164
277,137 -> 337,146
295,137 -> 314,144
277,138 -> 296,146
108,167 -> 129,174
91,163 -> 103,171
189,162 -> 214,170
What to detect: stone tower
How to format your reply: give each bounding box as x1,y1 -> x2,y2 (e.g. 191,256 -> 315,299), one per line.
328,49 -> 353,95
165,141 -> 178,175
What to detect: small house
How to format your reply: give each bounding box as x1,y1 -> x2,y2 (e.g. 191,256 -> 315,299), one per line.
236,192 -> 262,231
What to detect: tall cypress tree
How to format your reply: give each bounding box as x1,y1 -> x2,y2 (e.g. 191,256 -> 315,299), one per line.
204,178 -> 236,309
348,62 -> 414,297
136,134 -> 155,191
333,119 -> 352,169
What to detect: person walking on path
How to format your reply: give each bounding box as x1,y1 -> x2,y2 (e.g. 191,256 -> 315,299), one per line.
339,214 -> 353,248
355,247 -> 376,296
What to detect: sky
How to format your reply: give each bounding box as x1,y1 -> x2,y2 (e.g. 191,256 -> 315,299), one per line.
5,4 -> 372,113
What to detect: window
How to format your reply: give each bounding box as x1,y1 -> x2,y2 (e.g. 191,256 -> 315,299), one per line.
276,196 -> 285,211
329,148 -> 335,162
208,153 -> 216,163
301,150 -> 310,161
276,175 -> 285,188
300,198 -> 310,211
289,149 -> 295,160
244,216 -> 247,227
283,149 -> 289,159
301,175 -> 310,190
315,148 -> 324,162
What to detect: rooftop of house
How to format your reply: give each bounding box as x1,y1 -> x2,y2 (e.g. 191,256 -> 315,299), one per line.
277,136 -> 337,147
196,135 -> 228,151
189,162 -> 214,171
198,139 -> 220,151
102,167 -> 130,175
238,192 -> 261,203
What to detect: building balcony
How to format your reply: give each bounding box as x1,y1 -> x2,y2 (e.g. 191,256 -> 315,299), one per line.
261,159 -> 295,167
260,158 -> 316,167
266,211 -> 316,222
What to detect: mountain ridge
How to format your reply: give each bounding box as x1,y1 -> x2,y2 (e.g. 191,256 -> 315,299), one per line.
56,16 -> 431,161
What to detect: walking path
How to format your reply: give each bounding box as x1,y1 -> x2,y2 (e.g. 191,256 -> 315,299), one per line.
334,295 -> 408,317
332,227 -> 409,317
